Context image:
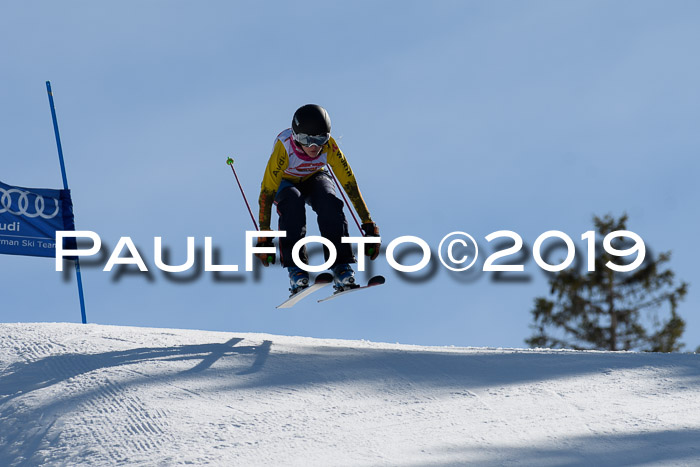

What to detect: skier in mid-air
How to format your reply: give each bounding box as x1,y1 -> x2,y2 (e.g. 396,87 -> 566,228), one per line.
255,104 -> 380,295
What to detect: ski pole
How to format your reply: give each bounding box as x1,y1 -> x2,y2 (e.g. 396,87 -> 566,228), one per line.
326,165 -> 378,258
226,157 -> 258,230
226,157 -> 274,264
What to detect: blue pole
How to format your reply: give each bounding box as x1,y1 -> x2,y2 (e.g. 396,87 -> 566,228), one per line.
46,81 -> 88,325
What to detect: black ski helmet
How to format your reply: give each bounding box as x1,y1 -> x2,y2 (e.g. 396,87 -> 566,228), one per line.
292,104 -> 331,137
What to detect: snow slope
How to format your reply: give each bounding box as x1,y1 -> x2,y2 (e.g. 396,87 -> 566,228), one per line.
1,323 -> 699,466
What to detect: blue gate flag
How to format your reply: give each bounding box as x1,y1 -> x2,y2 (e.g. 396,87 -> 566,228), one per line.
0,180 -> 76,258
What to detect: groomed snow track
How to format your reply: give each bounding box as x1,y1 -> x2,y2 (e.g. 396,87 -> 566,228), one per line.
1,323 -> 699,466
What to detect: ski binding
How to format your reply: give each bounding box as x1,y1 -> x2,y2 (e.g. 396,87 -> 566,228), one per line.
276,273 -> 333,309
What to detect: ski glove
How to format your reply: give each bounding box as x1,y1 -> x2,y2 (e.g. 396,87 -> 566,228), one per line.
255,238 -> 276,267
361,222 -> 381,260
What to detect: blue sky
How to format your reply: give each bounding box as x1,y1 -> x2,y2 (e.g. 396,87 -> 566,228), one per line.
2,1 -> 699,349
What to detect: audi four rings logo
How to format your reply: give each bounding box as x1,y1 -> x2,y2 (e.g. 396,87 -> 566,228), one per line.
0,188 -> 59,219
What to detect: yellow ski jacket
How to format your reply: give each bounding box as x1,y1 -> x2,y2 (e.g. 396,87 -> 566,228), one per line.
258,129 -> 372,231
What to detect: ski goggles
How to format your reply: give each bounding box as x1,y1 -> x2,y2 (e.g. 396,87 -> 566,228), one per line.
293,131 -> 330,147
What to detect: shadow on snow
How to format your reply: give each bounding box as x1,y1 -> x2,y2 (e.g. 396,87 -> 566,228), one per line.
419,428 -> 700,467
1,335 -> 699,465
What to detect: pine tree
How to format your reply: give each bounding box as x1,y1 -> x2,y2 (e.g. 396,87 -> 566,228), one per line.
526,214 -> 688,352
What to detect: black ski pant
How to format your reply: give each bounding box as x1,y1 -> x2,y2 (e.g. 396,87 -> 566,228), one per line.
275,171 -> 355,269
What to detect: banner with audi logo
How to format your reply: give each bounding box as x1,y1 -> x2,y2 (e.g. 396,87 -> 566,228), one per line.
0,180 -> 76,258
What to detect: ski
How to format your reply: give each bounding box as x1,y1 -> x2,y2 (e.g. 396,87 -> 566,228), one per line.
276,273 -> 334,309
317,276 -> 385,303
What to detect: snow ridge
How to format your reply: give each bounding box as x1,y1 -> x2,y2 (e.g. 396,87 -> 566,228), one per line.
1,323 -> 699,466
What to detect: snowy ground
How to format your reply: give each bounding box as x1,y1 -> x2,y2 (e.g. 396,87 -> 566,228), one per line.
1,323 -> 699,466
